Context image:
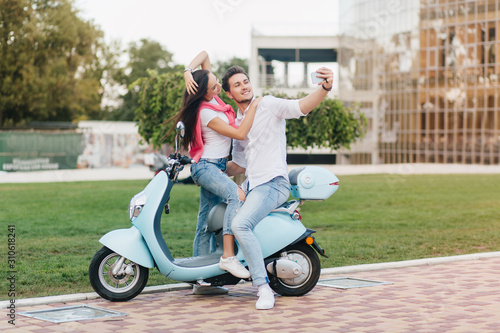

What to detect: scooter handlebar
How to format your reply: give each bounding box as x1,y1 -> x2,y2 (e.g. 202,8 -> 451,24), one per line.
168,153 -> 193,166
179,155 -> 194,165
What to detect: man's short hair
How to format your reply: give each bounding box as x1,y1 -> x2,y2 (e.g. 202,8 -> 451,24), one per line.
222,66 -> 249,93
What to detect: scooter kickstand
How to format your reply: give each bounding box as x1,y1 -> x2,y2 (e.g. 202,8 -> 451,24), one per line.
196,279 -> 211,286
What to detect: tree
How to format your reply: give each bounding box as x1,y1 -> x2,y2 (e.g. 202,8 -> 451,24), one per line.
0,0 -> 32,127
134,70 -> 366,153
133,69 -> 185,148
268,91 -> 366,151
128,39 -> 176,84
212,57 -> 248,79
109,39 -> 182,121
0,0 -> 109,127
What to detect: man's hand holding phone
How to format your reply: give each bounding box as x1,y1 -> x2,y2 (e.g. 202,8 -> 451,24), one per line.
311,67 -> 333,92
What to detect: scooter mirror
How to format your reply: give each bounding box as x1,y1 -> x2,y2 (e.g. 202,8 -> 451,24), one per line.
176,122 -> 185,138
174,122 -> 185,153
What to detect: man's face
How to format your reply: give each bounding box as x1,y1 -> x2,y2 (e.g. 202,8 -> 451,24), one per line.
226,73 -> 254,104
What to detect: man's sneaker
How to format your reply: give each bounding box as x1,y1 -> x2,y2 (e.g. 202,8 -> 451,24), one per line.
192,285 -> 229,295
256,288 -> 275,310
219,256 -> 251,279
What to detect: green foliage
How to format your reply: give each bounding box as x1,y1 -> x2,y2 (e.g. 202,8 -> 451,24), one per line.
133,69 -> 185,148
109,39 -> 182,121
212,57 -> 248,80
264,90 -> 367,150
127,39 -> 176,84
0,0 -> 109,127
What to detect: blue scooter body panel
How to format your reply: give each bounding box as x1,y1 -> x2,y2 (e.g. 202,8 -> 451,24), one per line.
242,212 -> 307,261
131,171 -> 175,276
164,212 -> 307,282
99,227 -> 155,268
101,170 -> 311,283
128,172 -> 227,280
163,216 -> 306,281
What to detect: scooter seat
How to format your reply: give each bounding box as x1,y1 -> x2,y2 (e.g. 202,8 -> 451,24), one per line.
207,200 -> 300,233
207,202 -> 226,232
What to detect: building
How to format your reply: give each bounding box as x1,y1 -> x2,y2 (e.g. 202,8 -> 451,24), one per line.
77,121 -> 151,169
250,0 -> 499,165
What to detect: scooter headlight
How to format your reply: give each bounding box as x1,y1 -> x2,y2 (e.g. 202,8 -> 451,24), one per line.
129,191 -> 147,222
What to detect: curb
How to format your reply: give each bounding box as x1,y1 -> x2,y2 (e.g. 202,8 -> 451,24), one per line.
4,251 -> 500,309
3,283 -> 192,308
320,251 -> 500,275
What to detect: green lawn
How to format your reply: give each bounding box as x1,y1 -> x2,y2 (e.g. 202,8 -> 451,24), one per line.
1,173 -> 499,299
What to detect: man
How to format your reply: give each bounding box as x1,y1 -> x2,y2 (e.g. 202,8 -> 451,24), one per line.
223,66 -> 333,310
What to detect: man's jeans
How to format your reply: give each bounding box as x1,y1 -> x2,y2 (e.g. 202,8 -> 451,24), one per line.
232,176 -> 290,286
191,157 -> 240,257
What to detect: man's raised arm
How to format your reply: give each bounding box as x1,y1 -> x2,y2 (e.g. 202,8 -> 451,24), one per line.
298,67 -> 334,115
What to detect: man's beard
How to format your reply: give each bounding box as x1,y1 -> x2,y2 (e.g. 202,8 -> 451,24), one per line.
235,92 -> 253,104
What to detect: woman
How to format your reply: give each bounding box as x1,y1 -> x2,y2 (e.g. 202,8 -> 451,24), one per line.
170,51 -> 260,280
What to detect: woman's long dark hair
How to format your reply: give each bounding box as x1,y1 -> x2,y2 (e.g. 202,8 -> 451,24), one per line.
165,69 -> 210,149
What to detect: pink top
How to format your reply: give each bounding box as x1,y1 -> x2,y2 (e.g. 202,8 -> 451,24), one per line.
188,95 -> 236,163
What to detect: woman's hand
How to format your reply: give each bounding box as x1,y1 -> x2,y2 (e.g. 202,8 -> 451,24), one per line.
184,70 -> 198,95
184,51 -> 212,94
207,96 -> 263,140
251,96 -> 263,108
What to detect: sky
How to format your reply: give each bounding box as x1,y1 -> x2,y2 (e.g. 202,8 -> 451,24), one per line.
74,0 -> 339,65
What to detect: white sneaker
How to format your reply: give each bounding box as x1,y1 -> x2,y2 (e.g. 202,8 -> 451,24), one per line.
256,288 -> 275,310
219,256 -> 251,279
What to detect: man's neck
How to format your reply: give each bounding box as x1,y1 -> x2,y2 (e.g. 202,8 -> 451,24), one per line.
236,99 -> 253,114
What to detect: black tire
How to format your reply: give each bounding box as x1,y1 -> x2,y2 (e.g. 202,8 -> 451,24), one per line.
268,243 -> 321,296
89,246 -> 149,302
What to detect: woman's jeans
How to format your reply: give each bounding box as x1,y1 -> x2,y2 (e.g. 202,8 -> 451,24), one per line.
231,176 -> 290,287
190,157 -> 240,257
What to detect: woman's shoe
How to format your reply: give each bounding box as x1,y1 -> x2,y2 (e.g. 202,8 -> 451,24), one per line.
219,256 -> 251,279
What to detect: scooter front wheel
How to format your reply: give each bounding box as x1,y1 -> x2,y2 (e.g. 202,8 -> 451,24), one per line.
89,246 -> 149,302
268,243 -> 320,296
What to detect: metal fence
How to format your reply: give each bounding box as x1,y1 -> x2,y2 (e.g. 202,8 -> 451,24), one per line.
0,132 -> 83,172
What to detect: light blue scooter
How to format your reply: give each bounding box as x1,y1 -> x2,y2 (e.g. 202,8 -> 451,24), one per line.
89,122 -> 340,301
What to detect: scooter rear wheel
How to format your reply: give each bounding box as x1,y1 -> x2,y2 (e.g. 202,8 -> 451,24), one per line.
268,243 -> 320,296
89,246 -> 149,302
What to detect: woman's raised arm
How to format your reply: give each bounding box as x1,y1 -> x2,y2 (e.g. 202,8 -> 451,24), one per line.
184,51 -> 212,94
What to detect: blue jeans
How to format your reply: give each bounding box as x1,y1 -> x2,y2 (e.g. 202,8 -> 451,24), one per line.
231,176 -> 290,286
191,158 -> 241,257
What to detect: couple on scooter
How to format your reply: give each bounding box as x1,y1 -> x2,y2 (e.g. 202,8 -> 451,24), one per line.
171,51 -> 333,310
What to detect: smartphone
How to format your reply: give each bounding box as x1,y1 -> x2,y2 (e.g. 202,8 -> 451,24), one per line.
311,71 -> 324,84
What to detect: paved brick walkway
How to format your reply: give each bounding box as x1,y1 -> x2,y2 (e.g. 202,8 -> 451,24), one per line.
4,256 -> 500,332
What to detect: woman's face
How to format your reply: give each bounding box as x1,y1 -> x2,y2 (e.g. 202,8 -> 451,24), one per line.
204,73 -> 222,101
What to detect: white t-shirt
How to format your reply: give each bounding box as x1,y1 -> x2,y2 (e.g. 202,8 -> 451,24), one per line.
199,98 -> 232,159
232,95 -> 303,190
